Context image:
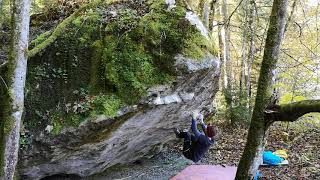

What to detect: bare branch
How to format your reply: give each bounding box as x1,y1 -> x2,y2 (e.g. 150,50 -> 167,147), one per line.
225,0 -> 244,28
211,0 -> 245,29
284,0 -> 297,32
280,49 -> 315,72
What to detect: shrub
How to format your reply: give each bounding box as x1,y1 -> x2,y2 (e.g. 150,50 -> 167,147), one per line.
227,105 -> 252,124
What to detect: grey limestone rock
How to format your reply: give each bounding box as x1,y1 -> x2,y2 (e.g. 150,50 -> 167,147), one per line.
19,55 -> 220,180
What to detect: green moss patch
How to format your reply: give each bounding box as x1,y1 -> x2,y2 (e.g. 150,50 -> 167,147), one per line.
47,93 -> 124,135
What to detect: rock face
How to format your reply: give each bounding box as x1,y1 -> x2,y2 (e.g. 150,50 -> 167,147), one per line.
19,56 -> 220,179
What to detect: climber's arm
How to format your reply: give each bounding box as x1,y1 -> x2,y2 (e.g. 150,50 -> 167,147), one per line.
191,118 -> 201,138
200,122 -> 207,133
196,113 -> 207,133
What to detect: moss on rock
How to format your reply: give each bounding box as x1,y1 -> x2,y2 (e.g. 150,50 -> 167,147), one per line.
25,0 -> 216,133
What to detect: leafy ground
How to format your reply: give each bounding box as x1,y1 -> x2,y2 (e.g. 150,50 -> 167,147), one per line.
206,120 -> 320,179
84,118 -> 320,180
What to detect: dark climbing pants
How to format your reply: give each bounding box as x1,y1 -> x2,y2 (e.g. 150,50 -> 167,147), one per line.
177,132 -> 196,160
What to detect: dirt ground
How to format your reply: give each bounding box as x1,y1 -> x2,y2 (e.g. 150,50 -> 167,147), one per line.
87,119 -> 319,180
47,119 -> 320,180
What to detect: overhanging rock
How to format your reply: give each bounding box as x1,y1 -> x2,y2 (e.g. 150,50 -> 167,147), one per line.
19,55 -> 220,179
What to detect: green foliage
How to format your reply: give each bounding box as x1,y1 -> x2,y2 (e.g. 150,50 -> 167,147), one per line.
30,62 -> 68,82
105,8 -> 140,33
28,0 -> 105,58
51,119 -> 63,135
279,93 -> 307,105
140,2 -> 187,55
227,105 -> 252,124
82,1 -> 212,103
29,0 -> 215,104
19,134 -> 29,150
103,35 -> 160,102
90,95 -> 123,117
46,92 -> 124,135
292,113 -> 320,131
182,33 -> 217,59
213,91 -> 253,124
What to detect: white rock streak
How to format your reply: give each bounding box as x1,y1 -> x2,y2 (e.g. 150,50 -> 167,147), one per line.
165,0 -> 176,10
185,11 -> 209,39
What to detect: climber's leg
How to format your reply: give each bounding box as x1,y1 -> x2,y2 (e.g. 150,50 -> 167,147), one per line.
173,129 -> 192,159
181,132 -> 192,159
191,134 -> 198,142
173,128 -> 184,138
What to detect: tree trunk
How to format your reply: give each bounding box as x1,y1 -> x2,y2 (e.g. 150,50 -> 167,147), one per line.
221,0 -> 233,120
203,0 -> 210,29
0,0 -> 4,42
235,0 -> 288,179
240,0 -> 248,102
217,3 -> 227,92
0,0 -> 31,179
246,0 -> 256,107
209,0 -> 217,32
0,0 -> 3,23
198,0 -> 205,17
218,25 -> 226,91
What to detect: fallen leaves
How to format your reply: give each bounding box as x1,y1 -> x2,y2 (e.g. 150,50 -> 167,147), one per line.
174,121 -> 320,179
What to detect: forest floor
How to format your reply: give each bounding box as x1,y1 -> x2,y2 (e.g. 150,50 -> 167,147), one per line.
45,118 -> 320,180
86,118 -> 320,180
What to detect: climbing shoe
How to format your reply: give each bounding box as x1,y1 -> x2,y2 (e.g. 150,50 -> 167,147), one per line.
173,128 -> 181,138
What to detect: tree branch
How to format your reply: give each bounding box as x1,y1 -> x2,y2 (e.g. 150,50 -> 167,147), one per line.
225,0 -> 244,28
211,0 -> 244,29
266,100 -> 320,122
284,0 -> 297,32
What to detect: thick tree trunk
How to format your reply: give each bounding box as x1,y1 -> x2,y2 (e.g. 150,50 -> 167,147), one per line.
221,0 -> 233,116
235,0 -> 288,179
0,0 -> 31,179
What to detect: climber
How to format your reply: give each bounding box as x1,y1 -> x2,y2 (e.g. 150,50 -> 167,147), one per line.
173,110 -> 216,162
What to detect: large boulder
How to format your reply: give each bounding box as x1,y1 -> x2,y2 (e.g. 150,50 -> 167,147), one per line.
19,55 -> 220,179
20,0 -> 221,179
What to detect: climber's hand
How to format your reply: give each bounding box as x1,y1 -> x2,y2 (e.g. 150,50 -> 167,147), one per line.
191,110 -> 199,120
197,113 -> 204,124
